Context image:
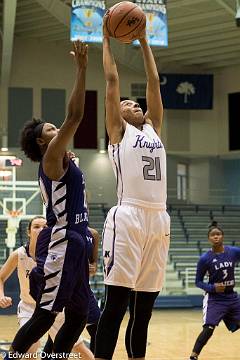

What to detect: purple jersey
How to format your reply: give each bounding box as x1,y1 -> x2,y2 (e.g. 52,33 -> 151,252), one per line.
196,246 -> 240,299
30,159 -> 91,312
38,159 -> 88,233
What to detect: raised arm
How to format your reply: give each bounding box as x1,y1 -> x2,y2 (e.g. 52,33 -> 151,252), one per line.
139,36 -> 163,136
43,41 -> 88,177
0,250 -> 18,308
103,17 -> 124,144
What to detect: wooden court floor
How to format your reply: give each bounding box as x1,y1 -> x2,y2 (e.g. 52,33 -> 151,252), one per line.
0,309 -> 239,360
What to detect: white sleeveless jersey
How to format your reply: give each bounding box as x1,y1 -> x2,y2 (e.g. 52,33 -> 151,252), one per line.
108,123 -> 167,209
17,246 -> 35,305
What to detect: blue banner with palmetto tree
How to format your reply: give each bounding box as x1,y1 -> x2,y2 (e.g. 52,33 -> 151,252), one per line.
159,74 -> 213,109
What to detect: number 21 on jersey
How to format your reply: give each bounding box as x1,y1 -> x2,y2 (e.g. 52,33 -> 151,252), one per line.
142,156 -> 161,181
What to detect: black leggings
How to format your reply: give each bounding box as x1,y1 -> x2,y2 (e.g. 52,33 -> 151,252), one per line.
53,306 -> 87,353
11,306 -> 87,355
94,285 -> 158,359
42,335 -> 54,354
11,307 -> 56,353
86,322 -> 98,353
42,322 -> 98,355
192,325 -> 215,355
125,290 -> 158,358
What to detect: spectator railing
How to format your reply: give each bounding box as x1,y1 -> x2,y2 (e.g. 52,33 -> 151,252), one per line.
184,267 -> 240,294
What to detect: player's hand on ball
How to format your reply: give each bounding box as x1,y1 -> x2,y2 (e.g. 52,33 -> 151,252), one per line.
138,26 -> 147,41
103,12 -> 111,37
70,40 -> 88,68
0,296 -> 12,308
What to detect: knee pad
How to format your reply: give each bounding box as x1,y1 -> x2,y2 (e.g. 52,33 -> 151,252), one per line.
200,325 -> 215,342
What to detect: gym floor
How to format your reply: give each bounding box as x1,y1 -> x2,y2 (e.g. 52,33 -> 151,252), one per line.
0,309 -> 238,359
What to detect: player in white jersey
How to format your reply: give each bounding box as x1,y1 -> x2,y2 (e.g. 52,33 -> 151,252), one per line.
94,17 -> 170,360
0,216 -> 47,353
0,217 -> 99,359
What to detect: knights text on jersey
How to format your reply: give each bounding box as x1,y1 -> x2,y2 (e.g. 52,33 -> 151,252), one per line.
108,123 -> 166,209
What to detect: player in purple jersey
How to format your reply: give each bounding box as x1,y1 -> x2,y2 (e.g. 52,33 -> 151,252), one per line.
42,227 -> 101,359
7,41 -> 90,357
189,221 -> 240,360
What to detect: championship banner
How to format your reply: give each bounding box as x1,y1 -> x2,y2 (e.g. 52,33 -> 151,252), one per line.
134,0 -> 168,47
71,0 -> 105,43
160,74 -> 213,109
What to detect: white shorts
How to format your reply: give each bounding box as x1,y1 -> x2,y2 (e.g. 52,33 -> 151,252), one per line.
48,311 -> 84,346
17,301 -> 41,352
17,300 -> 35,327
102,205 -> 170,292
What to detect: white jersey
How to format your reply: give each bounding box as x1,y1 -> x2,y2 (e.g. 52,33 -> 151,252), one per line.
17,246 -> 35,305
108,123 -> 167,209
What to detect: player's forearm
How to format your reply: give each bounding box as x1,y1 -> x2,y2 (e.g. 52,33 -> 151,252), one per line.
103,37 -> 119,82
67,67 -> 87,123
195,266 -> 216,293
92,241 -> 99,264
196,280 -> 215,293
139,37 -> 159,82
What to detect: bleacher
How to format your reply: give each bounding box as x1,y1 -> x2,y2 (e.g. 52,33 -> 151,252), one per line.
1,203 -> 240,308
87,203 -> 240,301
168,204 -> 240,297
0,220 -> 7,265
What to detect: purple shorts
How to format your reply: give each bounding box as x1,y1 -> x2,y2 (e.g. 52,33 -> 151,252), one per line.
203,293 -> 240,331
30,227 -> 90,314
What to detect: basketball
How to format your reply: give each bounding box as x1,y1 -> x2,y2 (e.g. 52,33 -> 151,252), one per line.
106,1 -> 146,44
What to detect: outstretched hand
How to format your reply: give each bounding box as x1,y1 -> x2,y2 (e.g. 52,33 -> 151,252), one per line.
70,40 -> 88,68
137,26 -> 147,41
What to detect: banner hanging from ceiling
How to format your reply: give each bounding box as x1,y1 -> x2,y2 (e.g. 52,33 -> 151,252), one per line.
133,0 -> 168,46
71,0 -> 105,43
